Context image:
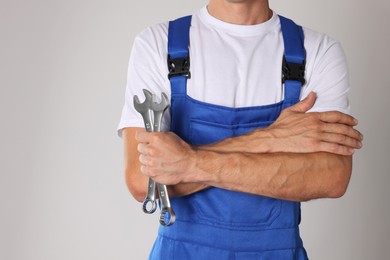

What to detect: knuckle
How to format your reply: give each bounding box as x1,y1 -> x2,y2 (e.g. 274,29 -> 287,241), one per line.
317,121 -> 325,129
308,113 -> 320,123
310,121 -> 322,130
150,134 -> 159,143
307,113 -> 316,120
338,134 -> 347,143
148,159 -> 158,168
332,110 -> 342,117
148,147 -> 158,157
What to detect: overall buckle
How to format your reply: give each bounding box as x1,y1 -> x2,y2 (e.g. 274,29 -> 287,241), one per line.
282,57 -> 306,85
168,55 -> 191,79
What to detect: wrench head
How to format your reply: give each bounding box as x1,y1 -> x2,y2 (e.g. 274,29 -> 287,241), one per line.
133,89 -> 153,114
159,208 -> 176,226
151,92 -> 169,112
142,199 -> 157,214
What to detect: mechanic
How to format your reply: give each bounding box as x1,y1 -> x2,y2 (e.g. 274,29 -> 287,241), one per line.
118,0 -> 363,259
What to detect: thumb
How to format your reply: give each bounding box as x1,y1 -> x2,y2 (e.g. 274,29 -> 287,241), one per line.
289,92 -> 317,113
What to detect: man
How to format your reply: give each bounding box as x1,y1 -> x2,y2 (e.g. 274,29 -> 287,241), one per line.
118,0 -> 363,259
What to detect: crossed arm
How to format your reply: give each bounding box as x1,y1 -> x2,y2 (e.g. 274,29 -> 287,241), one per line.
124,93 -> 363,202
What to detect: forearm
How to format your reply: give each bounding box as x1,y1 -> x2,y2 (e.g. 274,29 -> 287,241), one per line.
125,169 -> 208,202
189,149 -> 352,202
202,128 -> 273,153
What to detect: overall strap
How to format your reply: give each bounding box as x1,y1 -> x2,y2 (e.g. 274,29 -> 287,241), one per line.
167,15 -> 192,97
279,16 -> 306,109
167,15 -> 192,135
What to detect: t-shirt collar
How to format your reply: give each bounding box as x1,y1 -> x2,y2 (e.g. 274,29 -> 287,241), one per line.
197,5 -> 279,36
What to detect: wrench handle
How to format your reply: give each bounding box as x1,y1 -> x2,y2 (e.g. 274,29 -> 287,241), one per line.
142,178 -> 157,214
153,111 -> 163,132
141,112 -> 154,132
157,183 -> 176,226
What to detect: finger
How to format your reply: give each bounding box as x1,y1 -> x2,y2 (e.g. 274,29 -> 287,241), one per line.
317,142 -> 355,156
139,154 -> 149,165
135,130 -> 151,142
317,111 -> 358,126
321,123 -> 363,141
140,165 -> 149,176
137,143 -> 148,155
320,133 -> 363,149
289,92 -> 317,113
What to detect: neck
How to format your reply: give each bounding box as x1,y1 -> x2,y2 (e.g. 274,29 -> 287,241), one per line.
207,0 -> 271,25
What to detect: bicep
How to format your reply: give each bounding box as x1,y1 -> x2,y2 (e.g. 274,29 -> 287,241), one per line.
304,40 -> 351,114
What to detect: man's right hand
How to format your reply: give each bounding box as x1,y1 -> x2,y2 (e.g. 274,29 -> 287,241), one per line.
264,92 -> 363,155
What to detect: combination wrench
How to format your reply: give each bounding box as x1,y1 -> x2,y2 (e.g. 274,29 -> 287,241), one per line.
133,89 -> 176,226
133,89 -> 157,214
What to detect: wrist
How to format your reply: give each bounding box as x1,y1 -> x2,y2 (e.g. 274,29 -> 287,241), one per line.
187,148 -> 219,184
246,128 -> 276,153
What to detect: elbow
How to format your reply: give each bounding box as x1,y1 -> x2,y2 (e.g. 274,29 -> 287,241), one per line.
125,169 -> 147,203
328,181 -> 348,199
327,155 -> 353,199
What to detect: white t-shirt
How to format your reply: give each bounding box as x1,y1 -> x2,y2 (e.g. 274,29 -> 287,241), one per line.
118,7 -> 350,135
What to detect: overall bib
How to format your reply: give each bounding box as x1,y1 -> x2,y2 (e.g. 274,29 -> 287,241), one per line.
149,16 -> 309,260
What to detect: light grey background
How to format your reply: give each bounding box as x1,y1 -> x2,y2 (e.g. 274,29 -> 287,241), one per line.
1,0 -> 389,259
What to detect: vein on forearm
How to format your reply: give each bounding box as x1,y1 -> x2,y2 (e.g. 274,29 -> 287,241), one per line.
201,129 -> 272,153
193,150 -> 350,202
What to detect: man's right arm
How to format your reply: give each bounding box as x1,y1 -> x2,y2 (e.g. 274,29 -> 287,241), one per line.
123,127 -> 209,202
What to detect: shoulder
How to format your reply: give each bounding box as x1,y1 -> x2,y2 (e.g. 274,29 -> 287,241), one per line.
302,26 -> 346,64
132,22 -> 169,58
136,22 -> 168,42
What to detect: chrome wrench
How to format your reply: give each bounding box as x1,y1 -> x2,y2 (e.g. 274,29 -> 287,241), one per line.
150,93 -> 176,226
133,89 -> 157,214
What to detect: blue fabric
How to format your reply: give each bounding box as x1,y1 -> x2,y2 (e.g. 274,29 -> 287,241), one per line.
168,15 -> 191,59
149,15 -> 308,260
279,16 -> 306,109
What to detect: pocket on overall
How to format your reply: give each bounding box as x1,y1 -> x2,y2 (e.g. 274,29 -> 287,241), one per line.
189,118 -> 281,229
189,118 -> 273,145
192,188 -> 281,229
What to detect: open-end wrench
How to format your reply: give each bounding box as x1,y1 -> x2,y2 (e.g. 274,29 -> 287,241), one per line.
133,89 -> 157,214
150,93 -> 176,226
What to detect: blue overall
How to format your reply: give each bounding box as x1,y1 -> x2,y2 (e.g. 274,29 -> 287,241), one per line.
149,16 -> 309,260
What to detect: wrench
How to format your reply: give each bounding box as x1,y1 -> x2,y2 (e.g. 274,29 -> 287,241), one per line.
133,89 -> 157,214
150,93 -> 176,226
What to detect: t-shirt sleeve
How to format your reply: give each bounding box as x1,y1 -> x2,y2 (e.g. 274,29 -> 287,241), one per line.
117,24 -> 171,137
301,32 -> 351,115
